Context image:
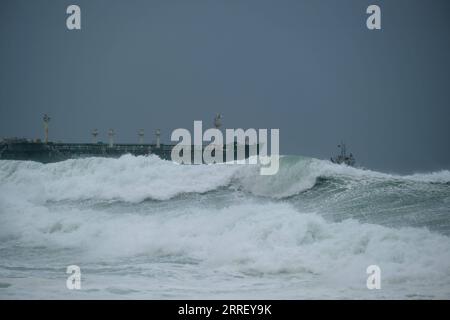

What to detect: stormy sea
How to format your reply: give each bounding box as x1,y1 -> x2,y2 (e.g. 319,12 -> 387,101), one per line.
0,155 -> 449,299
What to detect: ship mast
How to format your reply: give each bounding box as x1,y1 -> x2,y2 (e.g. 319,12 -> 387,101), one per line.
214,114 -> 222,129
339,141 -> 346,158
155,129 -> 161,148
91,129 -> 99,144
138,129 -> 144,144
43,114 -> 51,144
108,129 -> 115,147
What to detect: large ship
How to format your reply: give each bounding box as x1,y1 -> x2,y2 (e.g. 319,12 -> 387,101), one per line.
0,114 -> 258,163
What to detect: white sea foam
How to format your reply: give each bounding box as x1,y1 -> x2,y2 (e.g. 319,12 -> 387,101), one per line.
1,155 -> 449,203
1,198 -> 450,298
1,156 -> 450,298
0,155 -> 242,203
404,170 -> 450,184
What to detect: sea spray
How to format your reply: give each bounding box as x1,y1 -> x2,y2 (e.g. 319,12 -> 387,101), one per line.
1,155 -> 450,298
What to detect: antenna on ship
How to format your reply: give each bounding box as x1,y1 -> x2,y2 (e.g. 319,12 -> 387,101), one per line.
108,129 -> 115,147
138,129 -> 144,144
155,129 -> 161,148
92,129 -> 99,144
43,114 -> 51,144
214,114 -> 222,129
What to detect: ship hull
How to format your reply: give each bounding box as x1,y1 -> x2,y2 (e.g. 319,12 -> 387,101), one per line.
0,142 -> 258,164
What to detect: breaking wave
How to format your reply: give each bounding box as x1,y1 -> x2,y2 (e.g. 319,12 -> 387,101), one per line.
0,154 -> 449,204
1,155 -> 450,298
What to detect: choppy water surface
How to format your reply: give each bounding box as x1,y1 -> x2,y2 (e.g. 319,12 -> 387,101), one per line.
1,155 -> 449,299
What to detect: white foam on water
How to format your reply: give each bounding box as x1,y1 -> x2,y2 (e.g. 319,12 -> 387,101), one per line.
1,156 -> 450,298
1,155 -> 448,203
1,195 -> 450,298
0,155 -> 242,203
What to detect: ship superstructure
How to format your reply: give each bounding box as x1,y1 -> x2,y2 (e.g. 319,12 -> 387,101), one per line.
330,142 -> 355,166
0,114 -> 258,163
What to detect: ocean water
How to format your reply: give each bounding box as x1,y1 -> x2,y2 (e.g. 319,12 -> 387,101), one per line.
0,155 -> 450,299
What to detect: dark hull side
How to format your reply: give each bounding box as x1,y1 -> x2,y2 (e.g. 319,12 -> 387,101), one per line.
0,142 -> 258,164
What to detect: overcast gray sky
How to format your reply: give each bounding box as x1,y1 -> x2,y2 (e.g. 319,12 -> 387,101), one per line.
1,0 -> 449,173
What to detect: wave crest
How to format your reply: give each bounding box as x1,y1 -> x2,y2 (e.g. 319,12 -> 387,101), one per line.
1,155 -> 449,203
